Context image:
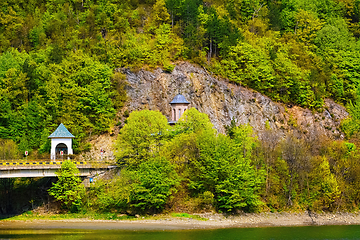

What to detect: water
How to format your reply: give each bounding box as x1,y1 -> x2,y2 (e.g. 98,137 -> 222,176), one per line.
1,225 -> 360,240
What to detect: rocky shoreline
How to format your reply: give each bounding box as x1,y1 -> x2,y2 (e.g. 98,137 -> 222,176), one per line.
1,212 -> 360,230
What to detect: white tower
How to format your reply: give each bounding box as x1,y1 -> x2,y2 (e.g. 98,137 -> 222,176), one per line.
48,123 -> 75,160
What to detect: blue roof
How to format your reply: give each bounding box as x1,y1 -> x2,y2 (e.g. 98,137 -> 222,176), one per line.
48,123 -> 75,138
170,94 -> 190,104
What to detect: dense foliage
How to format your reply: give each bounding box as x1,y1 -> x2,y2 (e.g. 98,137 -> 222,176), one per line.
92,109 -> 264,213
85,109 -> 360,213
0,48 -> 126,155
48,160 -> 85,212
2,0 -> 360,152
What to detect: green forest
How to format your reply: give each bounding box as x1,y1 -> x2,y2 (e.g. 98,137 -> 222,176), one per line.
2,0 -> 360,153
48,109 -> 360,213
2,0 -> 360,214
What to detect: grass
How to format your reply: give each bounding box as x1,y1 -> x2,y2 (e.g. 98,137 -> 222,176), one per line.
2,211 -> 208,221
3,211 -> 135,221
171,212 -> 208,221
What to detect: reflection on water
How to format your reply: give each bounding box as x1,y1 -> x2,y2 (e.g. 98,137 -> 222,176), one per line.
1,225 -> 360,240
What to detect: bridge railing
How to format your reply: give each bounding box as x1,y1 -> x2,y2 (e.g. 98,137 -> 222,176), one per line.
0,159 -> 117,167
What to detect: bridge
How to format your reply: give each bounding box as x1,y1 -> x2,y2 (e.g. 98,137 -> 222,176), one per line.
0,160 -> 117,178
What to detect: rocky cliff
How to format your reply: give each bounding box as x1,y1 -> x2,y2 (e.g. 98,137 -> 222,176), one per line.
83,62 -> 349,160
122,62 -> 348,139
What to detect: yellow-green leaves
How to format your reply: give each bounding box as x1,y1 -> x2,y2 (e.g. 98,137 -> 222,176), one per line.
152,0 -> 170,27
0,139 -> 19,160
176,107 -> 215,135
219,41 -> 275,92
308,156 -> 340,210
48,160 -> 85,212
115,110 -> 169,167
295,10 -> 323,47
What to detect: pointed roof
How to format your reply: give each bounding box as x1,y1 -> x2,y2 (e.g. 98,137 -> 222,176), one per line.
48,123 -> 75,138
170,94 -> 190,104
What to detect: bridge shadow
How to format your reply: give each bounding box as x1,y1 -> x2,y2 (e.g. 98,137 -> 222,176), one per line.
0,161 -> 118,219
0,177 -> 57,219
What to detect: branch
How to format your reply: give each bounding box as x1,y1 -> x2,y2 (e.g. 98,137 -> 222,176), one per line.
252,3 -> 265,21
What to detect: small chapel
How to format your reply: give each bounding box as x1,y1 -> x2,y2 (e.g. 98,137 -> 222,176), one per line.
48,123 -> 74,160
169,94 -> 190,125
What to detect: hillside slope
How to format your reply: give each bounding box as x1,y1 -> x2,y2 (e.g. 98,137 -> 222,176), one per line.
2,0 -> 360,155
122,62 -> 348,139
86,62 -> 349,161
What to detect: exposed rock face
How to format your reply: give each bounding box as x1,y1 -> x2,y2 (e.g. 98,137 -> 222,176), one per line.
84,62 -> 348,161
121,61 -> 348,141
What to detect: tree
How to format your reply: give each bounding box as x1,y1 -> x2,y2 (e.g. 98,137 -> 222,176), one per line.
165,0 -> 182,28
93,157 -> 180,213
115,110 -> 169,167
93,170 -> 132,211
294,10 -> 323,47
0,139 -> 19,160
341,87 -> 360,138
128,157 -> 180,212
281,135 -> 310,206
259,128 -> 280,193
188,123 -> 264,212
232,123 -> 257,159
176,107 -> 215,134
152,0 -> 170,27
48,160 -> 84,212
325,141 -> 360,210
307,156 -> 340,211
315,18 -> 353,52
219,42 -> 275,92
215,131 -> 264,212
224,117 -> 237,139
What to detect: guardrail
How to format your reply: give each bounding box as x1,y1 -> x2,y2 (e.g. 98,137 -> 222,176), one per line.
0,159 -> 117,166
0,161 -> 86,166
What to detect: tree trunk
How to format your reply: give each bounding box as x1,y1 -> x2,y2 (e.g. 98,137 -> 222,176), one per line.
288,173 -> 294,206
266,162 -> 269,193
214,43 -> 217,58
208,38 -> 212,64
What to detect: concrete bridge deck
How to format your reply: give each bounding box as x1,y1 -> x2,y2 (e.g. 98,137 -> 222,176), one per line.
0,160 -> 117,178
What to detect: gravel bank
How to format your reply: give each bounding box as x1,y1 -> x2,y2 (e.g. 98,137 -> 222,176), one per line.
1,212 -> 360,230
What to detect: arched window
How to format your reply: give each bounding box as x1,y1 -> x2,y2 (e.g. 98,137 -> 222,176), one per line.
55,143 -> 68,156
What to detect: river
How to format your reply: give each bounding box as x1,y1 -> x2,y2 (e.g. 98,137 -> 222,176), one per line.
1,225 -> 360,240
